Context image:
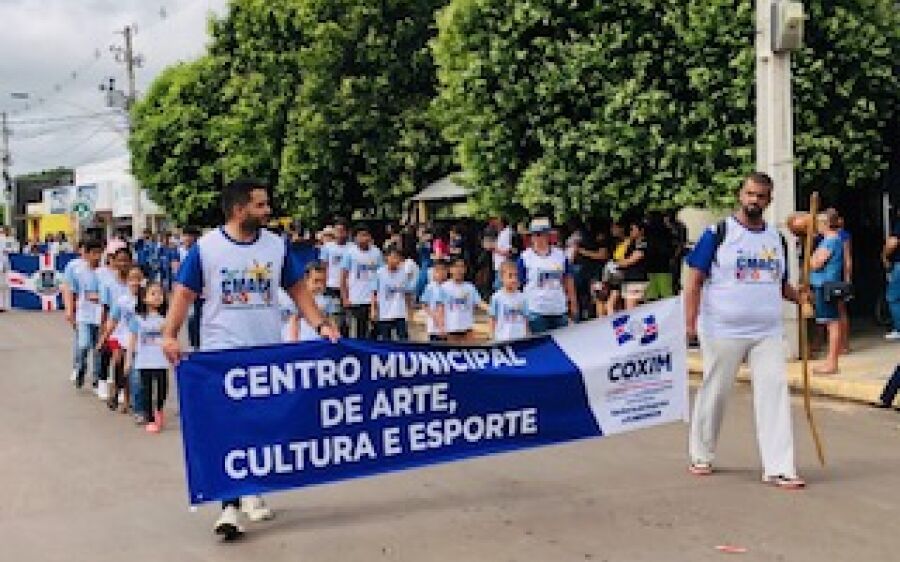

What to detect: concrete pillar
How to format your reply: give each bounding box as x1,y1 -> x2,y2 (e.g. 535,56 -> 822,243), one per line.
757,0 -> 800,358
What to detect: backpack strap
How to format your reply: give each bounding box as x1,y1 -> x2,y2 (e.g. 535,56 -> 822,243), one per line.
711,219 -> 727,265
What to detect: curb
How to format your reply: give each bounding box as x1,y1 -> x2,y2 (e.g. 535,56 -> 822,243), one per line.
687,354 -> 885,405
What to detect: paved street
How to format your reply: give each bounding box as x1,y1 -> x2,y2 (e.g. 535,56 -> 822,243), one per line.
1,311 -> 898,562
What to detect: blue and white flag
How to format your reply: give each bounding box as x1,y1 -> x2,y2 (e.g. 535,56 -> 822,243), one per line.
177,297 -> 687,505
5,252 -> 78,311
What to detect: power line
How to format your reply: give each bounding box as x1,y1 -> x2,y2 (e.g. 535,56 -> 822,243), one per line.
7,111 -> 121,126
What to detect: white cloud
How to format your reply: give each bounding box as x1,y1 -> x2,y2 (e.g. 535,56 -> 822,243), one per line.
0,0 -> 228,175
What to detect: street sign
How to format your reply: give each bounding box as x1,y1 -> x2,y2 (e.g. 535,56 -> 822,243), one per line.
71,198 -> 94,221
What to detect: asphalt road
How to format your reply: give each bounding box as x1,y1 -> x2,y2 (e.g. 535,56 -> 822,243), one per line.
1,312 -> 898,562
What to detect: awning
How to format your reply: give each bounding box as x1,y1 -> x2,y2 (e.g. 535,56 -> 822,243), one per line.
410,176 -> 470,202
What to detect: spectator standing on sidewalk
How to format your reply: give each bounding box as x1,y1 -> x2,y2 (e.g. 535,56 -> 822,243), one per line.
810,209 -> 845,375
883,214 -> 900,341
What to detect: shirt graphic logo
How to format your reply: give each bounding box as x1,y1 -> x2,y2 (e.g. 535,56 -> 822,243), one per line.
735,247 -> 782,282
612,314 -> 658,346
220,261 -> 274,308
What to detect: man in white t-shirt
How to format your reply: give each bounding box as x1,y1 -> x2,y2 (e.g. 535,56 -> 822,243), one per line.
685,172 -> 806,490
162,179 -> 339,541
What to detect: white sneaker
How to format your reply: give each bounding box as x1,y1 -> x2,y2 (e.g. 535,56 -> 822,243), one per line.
214,505 -> 244,540
886,331 -> 900,341
69,370 -> 77,383
97,380 -> 109,401
240,495 -> 274,522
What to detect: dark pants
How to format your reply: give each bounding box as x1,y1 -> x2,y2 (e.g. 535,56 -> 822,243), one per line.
140,368 -> 168,420
346,305 -> 372,339
375,319 -> 408,342
527,314 -> 569,335
98,345 -> 112,383
223,498 -> 241,509
325,288 -> 348,336
879,365 -> 900,406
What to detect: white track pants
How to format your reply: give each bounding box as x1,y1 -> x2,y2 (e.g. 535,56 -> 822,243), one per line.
689,336 -> 798,478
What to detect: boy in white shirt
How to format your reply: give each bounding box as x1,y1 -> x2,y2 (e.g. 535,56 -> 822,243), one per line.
371,247 -> 412,341
71,239 -> 105,390
419,259 -> 448,342
489,260 -> 529,342
341,224 -> 383,339
441,257 -> 488,343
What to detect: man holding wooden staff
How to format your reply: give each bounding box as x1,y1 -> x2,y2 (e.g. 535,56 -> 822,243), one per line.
684,172 -> 807,490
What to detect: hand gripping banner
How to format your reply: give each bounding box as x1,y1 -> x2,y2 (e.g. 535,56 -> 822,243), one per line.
177,297 -> 687,505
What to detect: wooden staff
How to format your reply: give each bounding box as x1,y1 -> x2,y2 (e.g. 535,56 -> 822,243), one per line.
799,191 -> 825,466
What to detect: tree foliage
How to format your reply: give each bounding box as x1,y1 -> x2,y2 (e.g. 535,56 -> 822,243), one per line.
130,0 -> 453,226
433,0 -> 900,219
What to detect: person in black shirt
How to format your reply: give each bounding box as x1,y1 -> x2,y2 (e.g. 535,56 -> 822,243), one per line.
616,219 -> 649,310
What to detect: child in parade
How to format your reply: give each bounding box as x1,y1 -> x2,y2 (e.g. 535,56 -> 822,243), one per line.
419,258 -> 448,342
489,260 -> 529,342
371,247 -> 413,341
441,257 -> 488,343
282,261 -> 332,342
98,265 -> 144,414
125,282 -> 169,433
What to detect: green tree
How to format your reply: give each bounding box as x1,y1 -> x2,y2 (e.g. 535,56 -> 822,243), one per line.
278,0 -> 453,221
129,57 -> 225,226
130,0 -> 453,226
433,0 -> 900,219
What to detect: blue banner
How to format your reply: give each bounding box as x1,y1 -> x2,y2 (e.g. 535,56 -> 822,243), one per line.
177,299 -> 688,505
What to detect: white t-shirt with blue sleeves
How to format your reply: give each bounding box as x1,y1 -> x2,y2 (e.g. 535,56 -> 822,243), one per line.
375,265 -> 411,321
101,276 -> 128,310
341,245 -> 383,306
517,247 -> 571,316
176,227 -> 303,351
489,289 -> 529,342
686,216 -> 786,339
440,280 -> 482,333
419,281 -> 446,335
127,312 -> 168,370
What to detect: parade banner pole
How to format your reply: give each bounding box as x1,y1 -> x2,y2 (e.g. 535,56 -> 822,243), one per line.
799,191 -> 825,466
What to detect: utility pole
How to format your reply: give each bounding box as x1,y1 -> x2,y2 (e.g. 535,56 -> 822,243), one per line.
111,24 -> 145,236
1,111 -> 11,230
756,1 -> 805,358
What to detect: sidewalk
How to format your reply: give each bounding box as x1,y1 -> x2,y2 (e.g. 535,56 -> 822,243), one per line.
687,328 -> 898,405
411,312 -> 897,405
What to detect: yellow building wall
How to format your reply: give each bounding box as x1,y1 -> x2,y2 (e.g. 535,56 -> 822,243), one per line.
28,214 -> 74,241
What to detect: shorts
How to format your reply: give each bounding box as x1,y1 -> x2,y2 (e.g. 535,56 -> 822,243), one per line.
814,286 -> 839,323
645,273 -> 673,300
622,282 -> 648,301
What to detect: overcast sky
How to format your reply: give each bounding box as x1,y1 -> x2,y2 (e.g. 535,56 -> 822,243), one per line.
0,0 -> 228,176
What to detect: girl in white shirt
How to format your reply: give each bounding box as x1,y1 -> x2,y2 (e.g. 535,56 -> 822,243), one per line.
125,282 -> 169,433
441,257 -> 488,343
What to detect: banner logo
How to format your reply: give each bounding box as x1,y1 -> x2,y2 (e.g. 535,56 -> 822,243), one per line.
612,314 -> 659,346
